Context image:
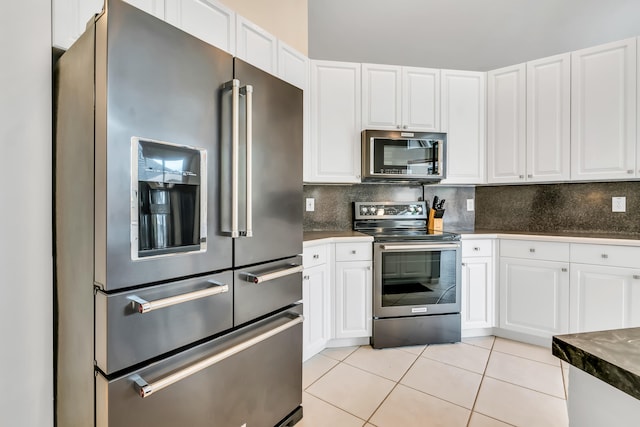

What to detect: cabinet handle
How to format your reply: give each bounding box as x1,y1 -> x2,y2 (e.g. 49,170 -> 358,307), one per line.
633,275 -> 640,280
561,268 -> 568,272
519,175 -> 524,179
313,254 -> 319,259
529,248 -> 535,253
601,254 -> 608,259
527,174 -> 532,178
473,247 -> 480,251
303,275 -> 310,280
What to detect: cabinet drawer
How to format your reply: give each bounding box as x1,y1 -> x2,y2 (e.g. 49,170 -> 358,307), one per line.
335,242 -> 372,261
571,244 -> 640,268
462,240 -> 493,257
500,240 -> 569,262
303,244 -> 328,268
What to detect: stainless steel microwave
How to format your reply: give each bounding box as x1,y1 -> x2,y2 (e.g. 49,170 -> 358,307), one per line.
361,130 -> 446,182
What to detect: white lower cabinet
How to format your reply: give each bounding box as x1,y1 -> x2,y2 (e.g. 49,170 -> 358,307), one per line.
461,239 -> 495,332
302,263 -> 330,361
334,260 -> 372,339
499,253 -> 570,339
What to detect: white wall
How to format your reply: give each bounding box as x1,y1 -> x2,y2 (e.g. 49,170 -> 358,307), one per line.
309,0 -> 640,71
0,1 -> 53,426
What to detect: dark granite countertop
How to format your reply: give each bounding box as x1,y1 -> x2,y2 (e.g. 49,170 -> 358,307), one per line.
552,328 -> 640,400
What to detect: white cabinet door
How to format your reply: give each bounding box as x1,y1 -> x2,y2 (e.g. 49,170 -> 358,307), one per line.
53,0 -> 103,49
235,15 -> 277,73
488,63 -> 527,183
461,256 -> 494,330
440,70 -> 486,184
570,264 -> 640,333
125,0 -> 165,18
500,257 -> 569,338
303,263 -> 331,361
165,0 -> 235,54
334,261 -> 372,339
361,64 -> 402,130
308,60 -> 362,183
526,53 -> 571,182
402,66 -> 440,131
277,40 -> 308,90
571,38 -> 637,180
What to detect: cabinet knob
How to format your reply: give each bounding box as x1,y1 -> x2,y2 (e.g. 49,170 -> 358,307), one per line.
627,170 -> 633,174
313,254 -> 319,259
519,175 -> 524,179
529,248 -> 535,253
367,266 -> 371,270
351,250 -> 357,254
303,275 -> 310,280
527,174 -> 533,178
561,268 -> 568,272
403,125 -> 408,129
633,275 -> 640,280
396,125 -> 401,129
601,254 -> 608,259
473,247 -> 480,251
461,262 -> 466,267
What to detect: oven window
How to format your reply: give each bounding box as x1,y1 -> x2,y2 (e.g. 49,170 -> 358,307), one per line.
381,249 -> 457,307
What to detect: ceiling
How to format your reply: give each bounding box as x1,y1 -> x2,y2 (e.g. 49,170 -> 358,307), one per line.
308,0 -> 640,71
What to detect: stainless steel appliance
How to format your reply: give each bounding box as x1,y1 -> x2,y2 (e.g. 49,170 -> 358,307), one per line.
54,1 -> 303,426
361,130 -> 446,182
354,201 -> 461,348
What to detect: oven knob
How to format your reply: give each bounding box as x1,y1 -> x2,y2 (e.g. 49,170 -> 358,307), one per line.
360,206 -> 368,215
416,206 -> 423,213
369,207 -> 377,213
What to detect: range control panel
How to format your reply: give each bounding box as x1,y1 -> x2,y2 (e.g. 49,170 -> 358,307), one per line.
354,201 -> 428,220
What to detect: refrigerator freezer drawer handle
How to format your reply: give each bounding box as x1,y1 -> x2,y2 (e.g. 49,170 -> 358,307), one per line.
131,314 -> 304,398
127,281 -> 229,314
245,265 -> 304,284
240,84 -> 253,238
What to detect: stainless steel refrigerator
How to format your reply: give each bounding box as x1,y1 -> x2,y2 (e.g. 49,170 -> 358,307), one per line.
54,1 -> 303,425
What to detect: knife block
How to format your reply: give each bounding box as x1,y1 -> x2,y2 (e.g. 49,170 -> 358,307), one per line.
428,208 -> 444,231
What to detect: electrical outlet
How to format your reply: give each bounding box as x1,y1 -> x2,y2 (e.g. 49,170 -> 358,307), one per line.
305,198 -> 315,212
612,196 -> 626,212
466,199 -> 475,212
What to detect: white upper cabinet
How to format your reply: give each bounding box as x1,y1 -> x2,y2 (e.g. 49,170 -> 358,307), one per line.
526,53 -> 571,182
235,15 -> 277,73
440,70 -> 486,184
308,60 -> 362,183
53,0 -> 103,49
165,0 -> 235,54
487,63 -> 527,183
571,38 -> 637,180
126,0 -> 165,19
277,40 -> 309,90
362,64 -> 440,131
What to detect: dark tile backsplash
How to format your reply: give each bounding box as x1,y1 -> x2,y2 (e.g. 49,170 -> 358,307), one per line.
475,181 -> 640,234
303,184 -> 476,231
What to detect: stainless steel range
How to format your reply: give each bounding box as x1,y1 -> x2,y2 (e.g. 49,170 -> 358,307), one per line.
354,201 -> 462,349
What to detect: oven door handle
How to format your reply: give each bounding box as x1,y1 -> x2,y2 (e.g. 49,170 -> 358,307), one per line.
244,264 -> 303,284
379,243 -> 460,251
127,280 -> 229,314
131,314 -> 304,398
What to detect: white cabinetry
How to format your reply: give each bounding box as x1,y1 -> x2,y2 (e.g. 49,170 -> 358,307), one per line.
440,70 -> 486,184
499,240 -> 570,339
461,239 -> 495,332
165,0 -> 235,54
235,15 -> 277,73
308,61 -> 362,183
571,38 -> 637,180
302,243 -> 331,361
570,244 -> 640,333
334,243 -> 372,339
488,64 -> 526,183
526,53 -> 571,182
362,64 -> 440,131
277,41 -> 308,90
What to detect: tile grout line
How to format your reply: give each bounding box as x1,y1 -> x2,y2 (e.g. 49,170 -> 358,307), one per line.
465,336 -> 496,427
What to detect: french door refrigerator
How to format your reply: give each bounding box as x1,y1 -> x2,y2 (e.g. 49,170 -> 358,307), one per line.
54,1 -> 303,426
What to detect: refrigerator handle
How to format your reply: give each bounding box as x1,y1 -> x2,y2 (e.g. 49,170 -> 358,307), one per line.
131,314 -> 303,398
244,264 -> 303,284
127,280 -> 229,314
222,79 -> 241,238
240,84 -> 254,237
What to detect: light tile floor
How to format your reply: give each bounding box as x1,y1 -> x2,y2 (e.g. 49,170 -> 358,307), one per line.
300,336 -> 569,427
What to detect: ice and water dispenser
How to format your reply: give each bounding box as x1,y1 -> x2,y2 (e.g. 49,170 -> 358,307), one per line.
132,138 -> 207,258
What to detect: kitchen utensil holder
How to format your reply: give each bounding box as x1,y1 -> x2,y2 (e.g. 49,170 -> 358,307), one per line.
428,208 -> 444,231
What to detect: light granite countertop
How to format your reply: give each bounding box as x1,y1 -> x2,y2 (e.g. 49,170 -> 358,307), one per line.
553,328 -> 640,401
303,230 -> 373,245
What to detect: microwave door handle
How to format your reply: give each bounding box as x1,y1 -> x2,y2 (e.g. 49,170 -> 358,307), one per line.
240,84 -> 253,237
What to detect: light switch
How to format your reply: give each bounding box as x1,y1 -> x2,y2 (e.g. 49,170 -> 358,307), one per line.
612,197 -> 626,212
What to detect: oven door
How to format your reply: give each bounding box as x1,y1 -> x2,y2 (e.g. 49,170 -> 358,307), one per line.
373,241 -> 461,317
